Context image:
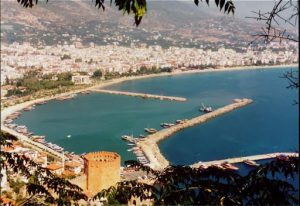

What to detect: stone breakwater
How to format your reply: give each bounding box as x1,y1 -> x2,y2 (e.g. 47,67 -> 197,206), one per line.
137,98 -> 253,170
191,152 -> 299,168
90,89 -> 187,102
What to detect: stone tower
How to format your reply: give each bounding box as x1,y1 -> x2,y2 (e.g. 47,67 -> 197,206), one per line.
83,151 -> 121,196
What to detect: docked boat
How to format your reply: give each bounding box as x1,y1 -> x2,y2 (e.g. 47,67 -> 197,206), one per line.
23,106 -> 35,111
121,135 -> 133,140
139,135 -> 145,138
221,162 -> 239,171
144,128 -> 157,134
36,101 -> 47,105
175,119 -> 184,124
199,103 -> 213,113
4,119 -> 13,124
276,154 -> 290,161
127,143 -> 135,146
160,123 -> 175,128
212,164 -> 225,170
243,159 -> 260,167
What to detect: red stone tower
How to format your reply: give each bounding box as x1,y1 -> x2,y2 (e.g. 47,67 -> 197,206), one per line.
83,151 -> 120,196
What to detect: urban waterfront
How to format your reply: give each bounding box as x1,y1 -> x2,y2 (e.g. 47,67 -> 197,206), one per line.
13,67 -> 299,165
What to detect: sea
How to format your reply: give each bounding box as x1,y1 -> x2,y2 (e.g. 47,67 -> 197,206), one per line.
13,67 -> 299,166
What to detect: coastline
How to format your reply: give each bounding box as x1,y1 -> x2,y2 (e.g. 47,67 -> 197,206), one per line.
1,64 -> 297,163
1,63 -> 298,124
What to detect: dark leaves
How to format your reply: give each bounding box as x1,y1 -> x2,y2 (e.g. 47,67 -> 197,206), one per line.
1,131 -> 88,205
16,0 -> 235,26
94,157 -> 299,205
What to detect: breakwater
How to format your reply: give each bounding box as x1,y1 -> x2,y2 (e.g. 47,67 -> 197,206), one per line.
89,89 -> 187,102
137,98 -> 253,170
191,152 -> 299,168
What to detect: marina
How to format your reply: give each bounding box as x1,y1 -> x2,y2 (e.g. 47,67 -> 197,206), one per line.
89,88 -> 187,102
137,98 -> 254,170
1,67 -> 298,168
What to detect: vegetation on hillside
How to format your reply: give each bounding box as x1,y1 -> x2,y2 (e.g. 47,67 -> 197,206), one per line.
1,131 -> 298,205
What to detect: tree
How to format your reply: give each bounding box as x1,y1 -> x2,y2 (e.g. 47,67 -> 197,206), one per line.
93,158 -> 299,205
16,0 -> 235,26
92,69 -> 103,78
248,0 -> 299,103
0,131 -> 88,205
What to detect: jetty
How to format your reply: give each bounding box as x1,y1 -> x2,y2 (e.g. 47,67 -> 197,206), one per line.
137,98 -> 253,170
89,89 -> 187,102
1,126 -> 64,159
191,152 -> 299,168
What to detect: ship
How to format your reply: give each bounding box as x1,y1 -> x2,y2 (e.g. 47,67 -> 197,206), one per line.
175,119 -> 184,124
276,154 -> 290,161
199,103 -> 213,113
221,162 -> 239,170
243,159 -> 260,167
160,123 -> 175,128
212,164 -> 225,170
144,128 -> 157,134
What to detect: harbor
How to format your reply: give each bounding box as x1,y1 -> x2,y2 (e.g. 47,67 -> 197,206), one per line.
89,89 -> 187,102
137,98 -> 254,170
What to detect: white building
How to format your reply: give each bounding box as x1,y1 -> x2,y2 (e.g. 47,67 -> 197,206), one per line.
71,75 -> 91,85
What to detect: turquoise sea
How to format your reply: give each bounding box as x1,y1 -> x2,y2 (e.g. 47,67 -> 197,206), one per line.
14,67 -> 299,165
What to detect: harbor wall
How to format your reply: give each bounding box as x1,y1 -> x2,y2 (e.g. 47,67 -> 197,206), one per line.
137,98 -> 253,170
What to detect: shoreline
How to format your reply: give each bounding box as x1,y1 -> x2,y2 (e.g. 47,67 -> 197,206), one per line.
1,64 -> 297,162
1,63 -> 297,124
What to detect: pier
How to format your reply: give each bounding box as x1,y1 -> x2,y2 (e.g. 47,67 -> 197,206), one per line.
137,98 -> 253,170
89,89 -> 187,102
1,126 -> 64,160
191,152 -> 299,168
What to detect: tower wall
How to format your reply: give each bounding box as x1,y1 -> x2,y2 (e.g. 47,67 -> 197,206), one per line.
84,151 -> 120,196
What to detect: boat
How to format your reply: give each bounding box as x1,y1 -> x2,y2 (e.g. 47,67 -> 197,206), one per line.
127,143 -> 135,146
144,128 -> 157,134
221,162 -> 239,170
23,106 -> 35,111
127,148 -> 134,152
139,135 -> 145,138
160,123 -> 175,128
67,135 -> 72,138
122,135 -> 133,140
199,103 -> 213,113
175,120 -> 184,124
276,154 -> 290,161
211,164 -> 225,170
243,159 -> 260,167
36,101 -> 47,105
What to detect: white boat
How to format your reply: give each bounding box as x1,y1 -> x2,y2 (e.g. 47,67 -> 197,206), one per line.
67,135 -> 72,138
199,103 -> 213,113
243,159 -> 260,167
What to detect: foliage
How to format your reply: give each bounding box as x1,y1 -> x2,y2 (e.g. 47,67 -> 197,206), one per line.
16,0 -> 235,26
0,131 -> 88,205
94,158 -> 299,205
92,69 -> 103,78
6,71 -> 74,97
60,54 -> 71,60
248,0 -> 298,44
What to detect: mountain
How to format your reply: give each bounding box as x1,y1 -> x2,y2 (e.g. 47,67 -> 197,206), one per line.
0,0 -> 297,47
